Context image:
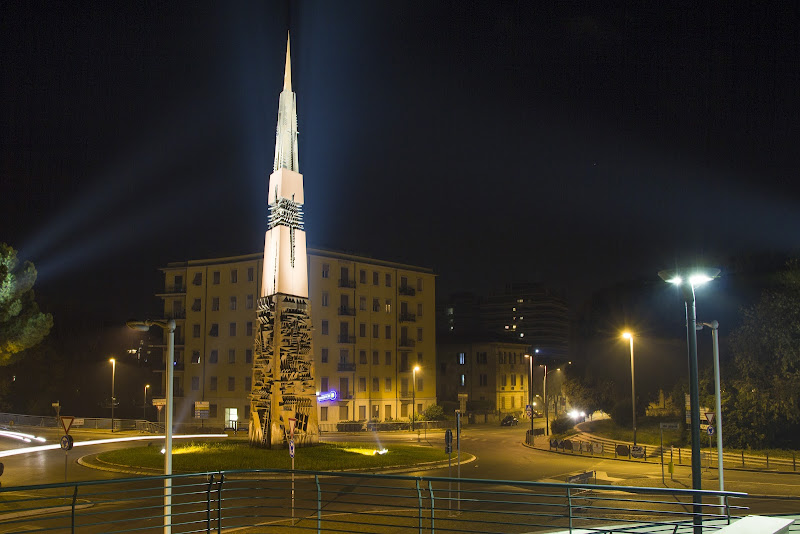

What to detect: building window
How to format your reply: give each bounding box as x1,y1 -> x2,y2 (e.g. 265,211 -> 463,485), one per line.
385,299 -> 391,313
246,321 -> 253,336
417,277 -> 423,291
245,376 -> 252,390
359,323 -> 366,337
193,324 -> 200,338
212,297 -> 219,311
385,274 -> 391,287
458,352 -> 465,365
321,377 -> 328,392
210,350 -> 218,364
511,397 -> 516,408
372,272 -> 379,285
359,296 -> 366,311
480,374 -> 488,386
372,324 -> 379,338
192,298 -> 201,312
229,323 -> 236,336
385,325 -> 391,339
213,271 -> 220,284
417,328 -> 423,341
230,269 -> 238,283
385,378 -> 392,392
417,378 -> 423,391
322,264 -> 330,278
192,272 -> 202,285
228,377 -> 235,391
502,374 -> 507,386
511,374 -> 516,386
372,377 -> 380,392
339,349 -> 349,363
358,377 -> 366,392
372,298 -> 380,312
417,303 -> 423,317
339,405 -> 349,420
230,296 -> 237,310
322,292 -> 329,307
417,352 -> 423,363
359,270 -> 366,284
247,267 -> 254,282
385,351 -> 392,365
320,406 -> 328,421
191,351 -> 201,364
209,403 -> 218,418
321,320 -> 329,335
210,376 -> 218,391
321,348 -> 328,363
210,324 -> 219,337
191,377 -> 200,391
359,405 -> 367,420
228,349 -> 235,364
477,352 -> 488,364
460,374 -> 465,386
372,351 -> 379,365
359,350 -> 367,364
245,349 -> 252,363
246,294 -> 254,309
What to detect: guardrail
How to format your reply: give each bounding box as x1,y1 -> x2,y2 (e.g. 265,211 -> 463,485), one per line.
0,469 -> 771,533
0,413 -> 160,433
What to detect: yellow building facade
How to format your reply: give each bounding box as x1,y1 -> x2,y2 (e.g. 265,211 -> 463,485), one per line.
156,249 -> 436,430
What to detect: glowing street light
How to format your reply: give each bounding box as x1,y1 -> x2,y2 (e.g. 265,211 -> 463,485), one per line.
659,267 -> 719,534
412,366 -> 421,432
109,358 -> 116,433
144,384 -> 150,421
622,332 -> 637,445
127,319 -> 176,534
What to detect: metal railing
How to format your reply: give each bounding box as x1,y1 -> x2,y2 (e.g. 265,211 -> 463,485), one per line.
2,469 -> 782,534
0,413 -> 160,433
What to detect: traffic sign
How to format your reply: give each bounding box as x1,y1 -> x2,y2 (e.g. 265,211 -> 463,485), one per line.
444,429 -> 453,453
289,439 -> 295,458
60,416 -> 75,435
288,417 -> 297,439
152,398 -> 167,406
704,412 -> 715,424
525,404 -> 533,418
60,435 -> 74,451
660,422 -> 680,430
707,425 -> 715,436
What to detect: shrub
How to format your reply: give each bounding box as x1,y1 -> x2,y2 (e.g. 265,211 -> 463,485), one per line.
422,405 -> 445,421
611,399 -> 633,428
550,415 -> 574,434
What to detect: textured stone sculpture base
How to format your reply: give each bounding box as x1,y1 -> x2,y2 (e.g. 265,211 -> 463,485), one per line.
249,293 -> 319,448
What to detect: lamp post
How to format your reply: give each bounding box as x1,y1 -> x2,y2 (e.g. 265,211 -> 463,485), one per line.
144,384 -> 150,421
659,268 -> 719,534
109,358 -> 116,433
127,319 -> 176,534
524,352 -> 533,437
541,365 -> 548,435
412,366 -> 420,432
622,332 -> 637,445
700,320 -> 725,509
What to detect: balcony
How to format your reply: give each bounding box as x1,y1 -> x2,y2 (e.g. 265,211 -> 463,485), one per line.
337,334 -> 356,344
158,285 -> 186,295
399,312 -> 416,323
337,362 -> 356,372
399,285 -> 416,296
166,310 -> 186,320
338,306 -> 356,316
399,337 -> 416,349
338,279 -> 356,289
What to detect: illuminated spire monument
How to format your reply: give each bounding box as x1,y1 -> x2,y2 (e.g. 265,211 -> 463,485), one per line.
249,34 -> 319,447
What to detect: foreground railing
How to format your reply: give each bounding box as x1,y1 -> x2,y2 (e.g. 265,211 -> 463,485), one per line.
0,468 -> 794,533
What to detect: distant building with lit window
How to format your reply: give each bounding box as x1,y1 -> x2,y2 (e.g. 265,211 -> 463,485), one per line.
154,249 -> 436,429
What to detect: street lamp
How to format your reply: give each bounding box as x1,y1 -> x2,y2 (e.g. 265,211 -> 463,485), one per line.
699,320 -> 724,508
109,358 -> 116,433
144,384 -> 151,421
622,332 -> 637,445
412,366 -> 421,432
524,349 -> 539,438
127,319 -> 176,534
659,267 -> 719,534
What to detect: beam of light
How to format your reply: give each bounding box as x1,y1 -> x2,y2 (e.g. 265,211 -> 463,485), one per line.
0,430 -> 47,443
0,433 -> 227,458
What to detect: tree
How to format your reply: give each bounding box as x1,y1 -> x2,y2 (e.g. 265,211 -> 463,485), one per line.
725,260 -> 800,448
0,243 -> 53,366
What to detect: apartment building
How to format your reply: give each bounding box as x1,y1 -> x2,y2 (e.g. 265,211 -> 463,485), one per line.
154,249 -> 436,429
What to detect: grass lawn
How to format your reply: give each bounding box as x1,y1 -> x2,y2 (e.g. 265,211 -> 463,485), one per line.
581,417 -> 686,447
96,441 -> 449,473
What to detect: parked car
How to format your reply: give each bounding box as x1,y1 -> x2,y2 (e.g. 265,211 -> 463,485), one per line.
500,415 -> 519,426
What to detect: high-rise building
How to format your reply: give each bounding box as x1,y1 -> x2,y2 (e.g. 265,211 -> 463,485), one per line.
155,249 -> 436,430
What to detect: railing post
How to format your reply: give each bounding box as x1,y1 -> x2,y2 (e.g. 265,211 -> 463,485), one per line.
206,474 -> 215,532
316,475 -> 321,534
428,480 -> 435,534
567,487 -> 573,532
415,479 -> 422,534
724,495 -> 731,525
741,450 -> 744,468
71,485 -> 78,534
217,473 -> 224,534
766,452 -> 769,469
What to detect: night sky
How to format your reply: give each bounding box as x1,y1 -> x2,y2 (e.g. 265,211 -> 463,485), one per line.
2,2 -> 799,349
